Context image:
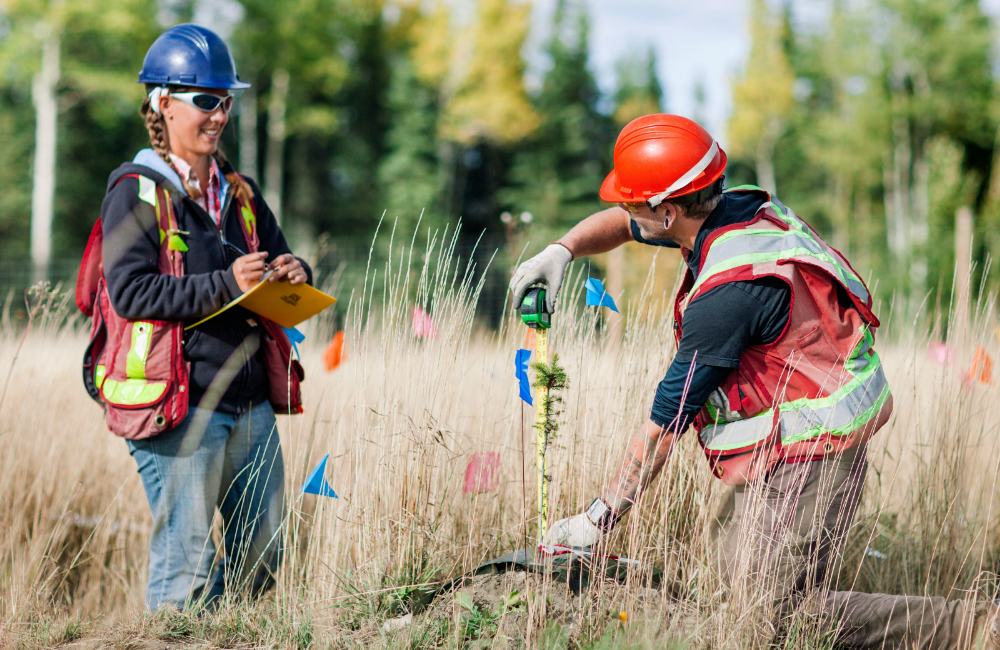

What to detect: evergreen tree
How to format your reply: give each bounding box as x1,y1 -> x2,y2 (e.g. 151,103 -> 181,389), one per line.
499,0 -> 612,245
323,5 -> 392,238
378,5 -> 450,236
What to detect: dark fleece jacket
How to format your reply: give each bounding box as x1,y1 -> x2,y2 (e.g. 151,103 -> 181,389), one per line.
100,161 -> 312,414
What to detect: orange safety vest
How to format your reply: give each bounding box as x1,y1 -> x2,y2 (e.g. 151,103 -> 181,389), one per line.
673,186 -> 893,485
77,173 -> 303,440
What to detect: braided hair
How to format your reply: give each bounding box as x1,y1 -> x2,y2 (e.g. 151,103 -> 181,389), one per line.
140,86 -> 254,206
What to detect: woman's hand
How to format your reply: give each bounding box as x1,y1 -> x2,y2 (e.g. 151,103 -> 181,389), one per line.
232,252 -> 269,293
268,254 -> 308,285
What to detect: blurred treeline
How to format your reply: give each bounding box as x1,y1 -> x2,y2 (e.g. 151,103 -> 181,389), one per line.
0,0 -> 659,287
730,0 -> 999,322
2,0 -> 999,323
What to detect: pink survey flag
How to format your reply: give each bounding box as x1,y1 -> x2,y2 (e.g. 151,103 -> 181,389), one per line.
463,452 -> 500,494
927,342 -> 954,366
412,306 -> 438,338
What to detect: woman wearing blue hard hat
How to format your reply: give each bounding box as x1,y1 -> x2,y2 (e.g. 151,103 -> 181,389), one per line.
94,24 -> 309,611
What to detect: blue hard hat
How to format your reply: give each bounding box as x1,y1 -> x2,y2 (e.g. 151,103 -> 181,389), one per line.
139,24 -> 250,89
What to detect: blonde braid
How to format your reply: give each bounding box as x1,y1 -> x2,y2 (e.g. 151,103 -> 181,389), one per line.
212,148 -> 254,207
139,94 -> 203,200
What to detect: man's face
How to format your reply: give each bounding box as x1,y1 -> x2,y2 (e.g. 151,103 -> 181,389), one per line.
621,202 -> 684,243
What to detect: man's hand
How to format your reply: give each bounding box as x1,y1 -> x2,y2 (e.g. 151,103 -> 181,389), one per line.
232,252 -> 269,293
541,512 -> 603,549
509,244 -> 573,312
267,253 -> 308,285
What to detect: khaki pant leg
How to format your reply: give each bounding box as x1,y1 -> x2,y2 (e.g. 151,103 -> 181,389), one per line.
711,484 -> 738,542
827,590 -> 981,650
718,448 -> 867,632
719,449 -> 863,592
716,446 -> 983,649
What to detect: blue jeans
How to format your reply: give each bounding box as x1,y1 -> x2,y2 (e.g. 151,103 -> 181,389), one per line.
127,402 -> 285,611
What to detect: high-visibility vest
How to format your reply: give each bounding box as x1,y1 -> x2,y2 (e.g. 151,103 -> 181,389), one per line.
77,172 -> 303,440
673,186 -> 893,484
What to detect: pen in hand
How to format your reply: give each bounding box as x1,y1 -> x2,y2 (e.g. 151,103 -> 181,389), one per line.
225,240 -> 270,272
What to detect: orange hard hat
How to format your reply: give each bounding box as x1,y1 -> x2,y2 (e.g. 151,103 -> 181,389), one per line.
600,114 -> 727,206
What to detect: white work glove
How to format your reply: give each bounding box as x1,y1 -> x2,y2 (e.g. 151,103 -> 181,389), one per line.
509,244 -> 573,313
542,512 -> 603,549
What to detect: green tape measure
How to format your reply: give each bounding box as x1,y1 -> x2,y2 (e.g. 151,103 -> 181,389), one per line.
519,287 -> 551,329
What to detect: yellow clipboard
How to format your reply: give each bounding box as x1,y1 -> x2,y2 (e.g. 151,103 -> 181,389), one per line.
186,270 -> 336,330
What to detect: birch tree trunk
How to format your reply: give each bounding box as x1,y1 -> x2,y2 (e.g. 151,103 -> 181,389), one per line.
910,148 -> 929,300
830,175 -> 850,254
754,118 -> 779,195
910,73 -> 932,304
953,205 -> 973,346
884,111 -> 912,281
264,68 -> 289,225
30,28 -> 60,284
239,85 -> 258,180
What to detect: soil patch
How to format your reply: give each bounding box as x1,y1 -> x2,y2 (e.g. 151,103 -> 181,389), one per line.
390,568 -> 691,648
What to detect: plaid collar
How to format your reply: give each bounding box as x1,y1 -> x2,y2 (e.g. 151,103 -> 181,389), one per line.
169,154 -> 223,226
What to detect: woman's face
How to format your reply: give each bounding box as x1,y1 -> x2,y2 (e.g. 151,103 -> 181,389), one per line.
159,88 -> 230,159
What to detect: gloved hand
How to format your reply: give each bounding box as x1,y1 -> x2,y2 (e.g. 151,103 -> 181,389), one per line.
509,244 -> 573,313
541,512 -> 603,549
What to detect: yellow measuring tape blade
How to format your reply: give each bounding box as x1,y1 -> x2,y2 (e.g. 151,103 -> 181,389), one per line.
535,328 -> 548,541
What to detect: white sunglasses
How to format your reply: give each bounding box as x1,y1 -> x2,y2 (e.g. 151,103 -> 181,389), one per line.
166,91 -> 234,113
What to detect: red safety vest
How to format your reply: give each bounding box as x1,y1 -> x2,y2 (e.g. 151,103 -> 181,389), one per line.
77,173 -> 303,440
673,186 -> 893,485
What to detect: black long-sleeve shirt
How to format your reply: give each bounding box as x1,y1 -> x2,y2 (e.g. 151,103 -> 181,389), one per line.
630,191 -> 791,430
101,157 -> 312,413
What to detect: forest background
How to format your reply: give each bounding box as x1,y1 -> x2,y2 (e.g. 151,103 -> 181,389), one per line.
1,0 -> 997,330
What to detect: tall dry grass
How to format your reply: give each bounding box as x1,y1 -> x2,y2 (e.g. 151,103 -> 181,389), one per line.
2,228 -> 1000,648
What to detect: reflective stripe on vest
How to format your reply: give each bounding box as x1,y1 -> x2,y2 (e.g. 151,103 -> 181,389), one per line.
690,193 -> 887,452
682,198 -> 870,312
99,183 -> 175,408
102,320 -> 168,406
698,329 -> 890,452
126,321 -> 153,379
101,378 -> 167,406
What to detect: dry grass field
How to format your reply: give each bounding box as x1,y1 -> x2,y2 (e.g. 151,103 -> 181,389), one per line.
3,235 -> 1000,649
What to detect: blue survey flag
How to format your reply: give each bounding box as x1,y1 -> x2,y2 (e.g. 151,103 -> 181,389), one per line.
515,349 -> 533,406
585,278 -> 619,313
301,453 -> 338,497
283,326 -> 305,358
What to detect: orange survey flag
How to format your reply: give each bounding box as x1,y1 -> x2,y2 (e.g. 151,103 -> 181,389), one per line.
967,345 -> 995,386
324,331 -> 346,372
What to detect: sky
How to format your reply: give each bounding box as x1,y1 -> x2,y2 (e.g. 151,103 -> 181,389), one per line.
528,0 -> 750,145
529,0 -> 1000,148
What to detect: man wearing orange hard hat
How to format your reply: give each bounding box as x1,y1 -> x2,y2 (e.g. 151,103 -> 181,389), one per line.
510,114 -> 997,648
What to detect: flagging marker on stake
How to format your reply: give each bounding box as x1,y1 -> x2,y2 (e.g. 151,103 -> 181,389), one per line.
283,326 -> 305,358
473,284 -> 656,585
515,349 -> 533,405
301,454 -> 338,498
585,278 -> 619,312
